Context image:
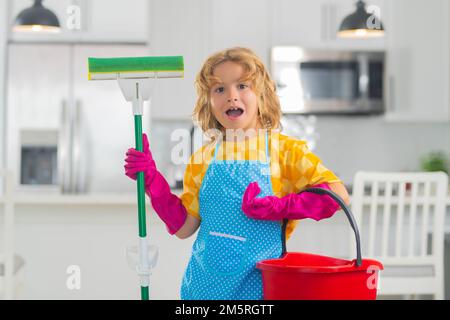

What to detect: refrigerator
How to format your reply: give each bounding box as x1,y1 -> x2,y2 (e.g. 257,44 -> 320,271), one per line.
6,43 -> 151,194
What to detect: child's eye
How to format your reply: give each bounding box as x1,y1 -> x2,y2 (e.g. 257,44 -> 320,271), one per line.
238,84 -> 248,90
214,87 -> 224,93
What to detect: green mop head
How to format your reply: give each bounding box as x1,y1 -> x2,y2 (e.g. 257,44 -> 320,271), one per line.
88,55 -> 184,80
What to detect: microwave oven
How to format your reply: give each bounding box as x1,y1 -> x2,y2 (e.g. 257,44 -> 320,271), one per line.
271,47 -> 385,115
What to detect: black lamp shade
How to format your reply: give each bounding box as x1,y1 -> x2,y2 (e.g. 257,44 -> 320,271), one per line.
13,0 -> 61,33
338,0 -> 384,38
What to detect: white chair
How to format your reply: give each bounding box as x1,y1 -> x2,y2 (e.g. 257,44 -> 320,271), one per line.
0,169 -> 25,299
351,171 -> 448,300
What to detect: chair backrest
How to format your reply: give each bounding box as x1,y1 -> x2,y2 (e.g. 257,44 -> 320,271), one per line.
351,171 -> 448,266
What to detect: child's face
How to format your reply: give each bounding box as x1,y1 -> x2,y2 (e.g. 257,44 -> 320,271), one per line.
210,61 -> 259,133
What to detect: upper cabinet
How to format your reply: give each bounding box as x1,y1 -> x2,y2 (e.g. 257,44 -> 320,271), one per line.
271,0 -> 328,47
210,0 -> 271,64
148,0 -> 210,120
8,0 -> 149,43
270,0 -> 387,50
385,0 -> 449,122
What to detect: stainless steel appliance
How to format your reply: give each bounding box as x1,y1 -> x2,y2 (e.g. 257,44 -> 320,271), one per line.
7,43 -> 150,194
271,47 -> 385,115
19,129 -> 58,188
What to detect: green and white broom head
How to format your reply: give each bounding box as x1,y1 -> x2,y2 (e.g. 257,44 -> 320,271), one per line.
87,55 -> 184,80
88,55 -> 184,113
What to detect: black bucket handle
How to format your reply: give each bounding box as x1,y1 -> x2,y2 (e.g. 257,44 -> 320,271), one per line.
282,187 -> 362,267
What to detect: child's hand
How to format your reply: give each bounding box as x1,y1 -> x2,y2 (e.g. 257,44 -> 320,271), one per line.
124,133 -> 188,235
241,182 -> 340,221
124,133 -> 157,188
241,182 -> 282,219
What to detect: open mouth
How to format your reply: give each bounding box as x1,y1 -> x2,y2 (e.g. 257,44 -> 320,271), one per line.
225,107 -> 244,118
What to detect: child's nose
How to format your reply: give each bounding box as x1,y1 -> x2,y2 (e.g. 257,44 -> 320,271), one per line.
227,87 -> 239,102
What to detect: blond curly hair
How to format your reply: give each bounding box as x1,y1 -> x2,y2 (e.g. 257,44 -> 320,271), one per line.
192,47 -> 282,139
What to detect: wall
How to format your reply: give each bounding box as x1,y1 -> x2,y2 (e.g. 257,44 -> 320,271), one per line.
312,117 -> 449,186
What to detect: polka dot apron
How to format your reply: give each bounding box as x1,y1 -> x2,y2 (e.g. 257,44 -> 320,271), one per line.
180,131 -> 283,300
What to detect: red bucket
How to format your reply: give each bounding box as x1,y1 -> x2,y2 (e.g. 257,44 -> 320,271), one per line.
257,252 -> 383,300
257,187 -> 384,300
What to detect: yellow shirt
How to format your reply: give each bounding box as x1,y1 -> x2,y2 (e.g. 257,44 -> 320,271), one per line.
180,130 -> 342,239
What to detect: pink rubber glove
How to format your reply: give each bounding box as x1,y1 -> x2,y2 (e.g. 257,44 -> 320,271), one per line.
124,133 -> 187,235
241,182 -> 340,221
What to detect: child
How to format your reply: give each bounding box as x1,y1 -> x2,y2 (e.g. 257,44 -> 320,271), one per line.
124,47 -> 350,300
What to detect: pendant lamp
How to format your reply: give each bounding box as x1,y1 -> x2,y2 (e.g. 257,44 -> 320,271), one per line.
337,0 -> 384,38
13,0 -> 61,33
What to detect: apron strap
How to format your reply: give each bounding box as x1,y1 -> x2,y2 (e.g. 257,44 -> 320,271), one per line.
212,138 -> 221,161
264,130 -> 270,164
212,129 -> 271,163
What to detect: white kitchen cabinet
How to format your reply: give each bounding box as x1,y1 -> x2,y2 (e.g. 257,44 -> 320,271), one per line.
271,0 -> 387,50
385,0 -> 449,122
148,0 -> 210,120
7,44 -> 71,130
210,0 -> 271,64
271,0 -> 328,47
8,0 -> 148,43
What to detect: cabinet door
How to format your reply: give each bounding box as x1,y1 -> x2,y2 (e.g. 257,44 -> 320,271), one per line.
7,44 -> 71,130
386,0 -> 449,121
9,0 -> 148,43
79,0 -> 148,43
149,0 -> 210,120
210,0 -> 270,64
271,0 -> 325,47
271,0 -> 387,49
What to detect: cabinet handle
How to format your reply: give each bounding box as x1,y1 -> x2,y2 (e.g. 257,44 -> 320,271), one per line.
321,3 -> 337,41
388,76 -> 395,112
58,99 -> 71,193
321,3 -> 329,41
71,100 -> 82,193
328,3 -> 337,41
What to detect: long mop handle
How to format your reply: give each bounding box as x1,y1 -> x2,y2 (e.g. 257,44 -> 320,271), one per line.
88,55 -> 183,300
134,114 -> 150,300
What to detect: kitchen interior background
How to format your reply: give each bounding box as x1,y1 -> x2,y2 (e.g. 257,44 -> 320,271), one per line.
0,0 -> 449,299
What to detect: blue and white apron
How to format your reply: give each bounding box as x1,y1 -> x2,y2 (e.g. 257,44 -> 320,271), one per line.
180,131 -> 283,300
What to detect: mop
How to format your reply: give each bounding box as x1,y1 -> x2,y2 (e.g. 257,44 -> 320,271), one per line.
87,55 -> 184,300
